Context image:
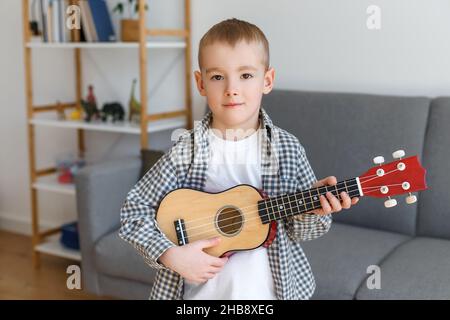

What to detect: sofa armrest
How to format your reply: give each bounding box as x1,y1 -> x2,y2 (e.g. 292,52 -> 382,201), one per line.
75,156 -> 141,247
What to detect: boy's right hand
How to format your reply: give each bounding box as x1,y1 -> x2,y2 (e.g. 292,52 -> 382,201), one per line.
158,237 -> 228,284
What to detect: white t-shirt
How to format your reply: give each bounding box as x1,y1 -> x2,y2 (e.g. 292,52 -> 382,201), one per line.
183,126 -> 277,300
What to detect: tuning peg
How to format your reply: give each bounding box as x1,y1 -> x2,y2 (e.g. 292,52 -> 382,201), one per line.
373,156 -> 385,165
406,193 -> 417,204
384,197 -> 397,208
393,150 -> 405,159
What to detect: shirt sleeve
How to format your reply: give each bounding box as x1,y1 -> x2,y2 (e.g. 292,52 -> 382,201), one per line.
285,145 -> 332,242
119,144 -> 181,270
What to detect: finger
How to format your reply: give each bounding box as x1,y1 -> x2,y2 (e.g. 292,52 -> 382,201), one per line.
191,278 -> 205,284
210,256 -> 228,267
208,266 -> 223,274
320,194 -> 332,214
340,192 -> 351,209
205,272 -> 216,279
198,277 -> 208,283
351,197 -> 359,205
198,237 -> 221,249
326,192 -> 342,212
327,176 -> 337,186
200,273 -> 216,281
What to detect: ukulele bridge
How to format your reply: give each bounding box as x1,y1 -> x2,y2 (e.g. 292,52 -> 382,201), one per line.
174,219 -> 189,246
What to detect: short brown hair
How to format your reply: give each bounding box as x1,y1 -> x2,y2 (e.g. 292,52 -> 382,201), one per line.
198,18 -> 270,70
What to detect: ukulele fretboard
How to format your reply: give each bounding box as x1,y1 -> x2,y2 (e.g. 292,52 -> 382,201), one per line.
257,177 -> 361,223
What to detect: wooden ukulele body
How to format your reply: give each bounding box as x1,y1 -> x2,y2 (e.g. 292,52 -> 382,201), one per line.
156,184 -> 271,257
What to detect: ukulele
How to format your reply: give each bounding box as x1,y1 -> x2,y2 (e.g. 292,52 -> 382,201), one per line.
156,150 -> 427,257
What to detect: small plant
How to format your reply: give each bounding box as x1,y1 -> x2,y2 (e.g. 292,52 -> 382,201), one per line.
113,0 -> 149,20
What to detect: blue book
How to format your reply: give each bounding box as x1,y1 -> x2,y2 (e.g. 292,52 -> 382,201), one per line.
87,0 -> 116,42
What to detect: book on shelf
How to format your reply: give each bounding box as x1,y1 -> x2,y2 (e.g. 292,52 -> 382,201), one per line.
33,0 -> 116,43
79,0 -> 97,41
87,0 -> 116,42
38,0 -> 47,42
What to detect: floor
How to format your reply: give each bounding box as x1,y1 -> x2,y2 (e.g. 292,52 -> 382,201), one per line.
0,230 -> 108,300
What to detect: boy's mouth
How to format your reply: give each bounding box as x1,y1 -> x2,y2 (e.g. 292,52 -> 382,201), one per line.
223,102 -> 244,108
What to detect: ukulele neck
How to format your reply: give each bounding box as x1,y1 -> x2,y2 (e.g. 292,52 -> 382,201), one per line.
257,177 -> 363,224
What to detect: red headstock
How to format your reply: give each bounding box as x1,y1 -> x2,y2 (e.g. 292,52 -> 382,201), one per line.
358,152 -> 427,207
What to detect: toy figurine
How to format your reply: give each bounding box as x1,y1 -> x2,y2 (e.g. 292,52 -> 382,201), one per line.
101,102 -> 125,122
87,84 -> 97,105
69,107 -> 83,120
81,99 -> 101,122
56,156 -> 86,184
55,101 -> 66,120
81,85 -> 100,122
128,78 -> 141,123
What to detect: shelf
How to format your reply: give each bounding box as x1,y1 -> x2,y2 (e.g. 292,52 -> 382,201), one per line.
23,0 -> 192,270
26,41 -> 186,49
32,173 -> 75,195
30,117 -> 187,134
35,237 -> 81,261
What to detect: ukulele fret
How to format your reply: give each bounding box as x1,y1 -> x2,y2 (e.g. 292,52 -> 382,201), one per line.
258,198 -> 271,224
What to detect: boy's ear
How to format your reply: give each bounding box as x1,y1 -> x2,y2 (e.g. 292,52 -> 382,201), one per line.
263,67 -> 275,95
194,70 -> 207,97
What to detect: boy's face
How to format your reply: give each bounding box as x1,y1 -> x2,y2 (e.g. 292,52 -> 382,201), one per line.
195,40 -> 275,132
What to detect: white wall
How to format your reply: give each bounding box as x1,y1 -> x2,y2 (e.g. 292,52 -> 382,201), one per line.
1,0 -> 449,234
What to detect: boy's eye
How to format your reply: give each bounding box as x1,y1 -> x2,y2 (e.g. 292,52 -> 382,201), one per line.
211,75 -> 223,81
241,73 -> 253,79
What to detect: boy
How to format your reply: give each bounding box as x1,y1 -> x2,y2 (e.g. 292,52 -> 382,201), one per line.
119,18 -> 359,300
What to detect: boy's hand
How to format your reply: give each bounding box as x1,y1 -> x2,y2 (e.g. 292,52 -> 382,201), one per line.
307,176 -> 359,216
159,237 -> 228,284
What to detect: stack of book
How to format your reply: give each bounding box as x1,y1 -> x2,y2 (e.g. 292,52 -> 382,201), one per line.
37,0 -> 116,43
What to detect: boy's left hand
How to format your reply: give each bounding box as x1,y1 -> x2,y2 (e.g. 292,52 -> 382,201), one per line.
307,176 -> 359,216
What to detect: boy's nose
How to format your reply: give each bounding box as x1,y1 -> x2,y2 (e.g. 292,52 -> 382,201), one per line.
224,86 -> 239,96
224,79 -> 240,96
225,91 -> 238,97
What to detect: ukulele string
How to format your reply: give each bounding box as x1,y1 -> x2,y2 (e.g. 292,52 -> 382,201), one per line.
182,178 -> 405,240
175,170 -> 399,236
176,179 -> 363,228
185,190 -> 362,242
179,180 -> 360,232
181,177 -> 379,234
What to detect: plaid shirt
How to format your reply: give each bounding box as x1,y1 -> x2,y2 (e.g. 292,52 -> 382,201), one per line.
119,107 -> 332,300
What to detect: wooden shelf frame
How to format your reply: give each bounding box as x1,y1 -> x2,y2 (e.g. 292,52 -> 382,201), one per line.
26,41 -> 187,49
22,0 -> 193,268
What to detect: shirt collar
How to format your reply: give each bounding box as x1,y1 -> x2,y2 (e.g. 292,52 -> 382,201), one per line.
194,107 -> 275,142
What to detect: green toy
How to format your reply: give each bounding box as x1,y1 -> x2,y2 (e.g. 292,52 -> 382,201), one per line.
128,78 -> 141,123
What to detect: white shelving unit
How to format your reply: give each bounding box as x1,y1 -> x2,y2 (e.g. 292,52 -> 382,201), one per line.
22,0 -> 193,268
30,117 -> 186,134
27,116 -> 187,262
35,236 -> 81,261
32,173 -> 76,195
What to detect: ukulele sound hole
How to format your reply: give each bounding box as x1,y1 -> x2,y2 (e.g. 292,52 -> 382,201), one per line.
216,206 -> 244,237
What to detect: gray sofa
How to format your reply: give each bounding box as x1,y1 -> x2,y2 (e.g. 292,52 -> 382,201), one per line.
75,89 -> 450,299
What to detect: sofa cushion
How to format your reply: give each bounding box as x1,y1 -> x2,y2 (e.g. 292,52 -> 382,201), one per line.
418,98 -> 450,240
95,230 -> 156,285
300,222 -> 410,299
356,237 -> 450,299
263,90 -> 430,236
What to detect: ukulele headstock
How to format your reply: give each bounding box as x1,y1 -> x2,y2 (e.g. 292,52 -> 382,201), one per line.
358,150 -> 427,208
